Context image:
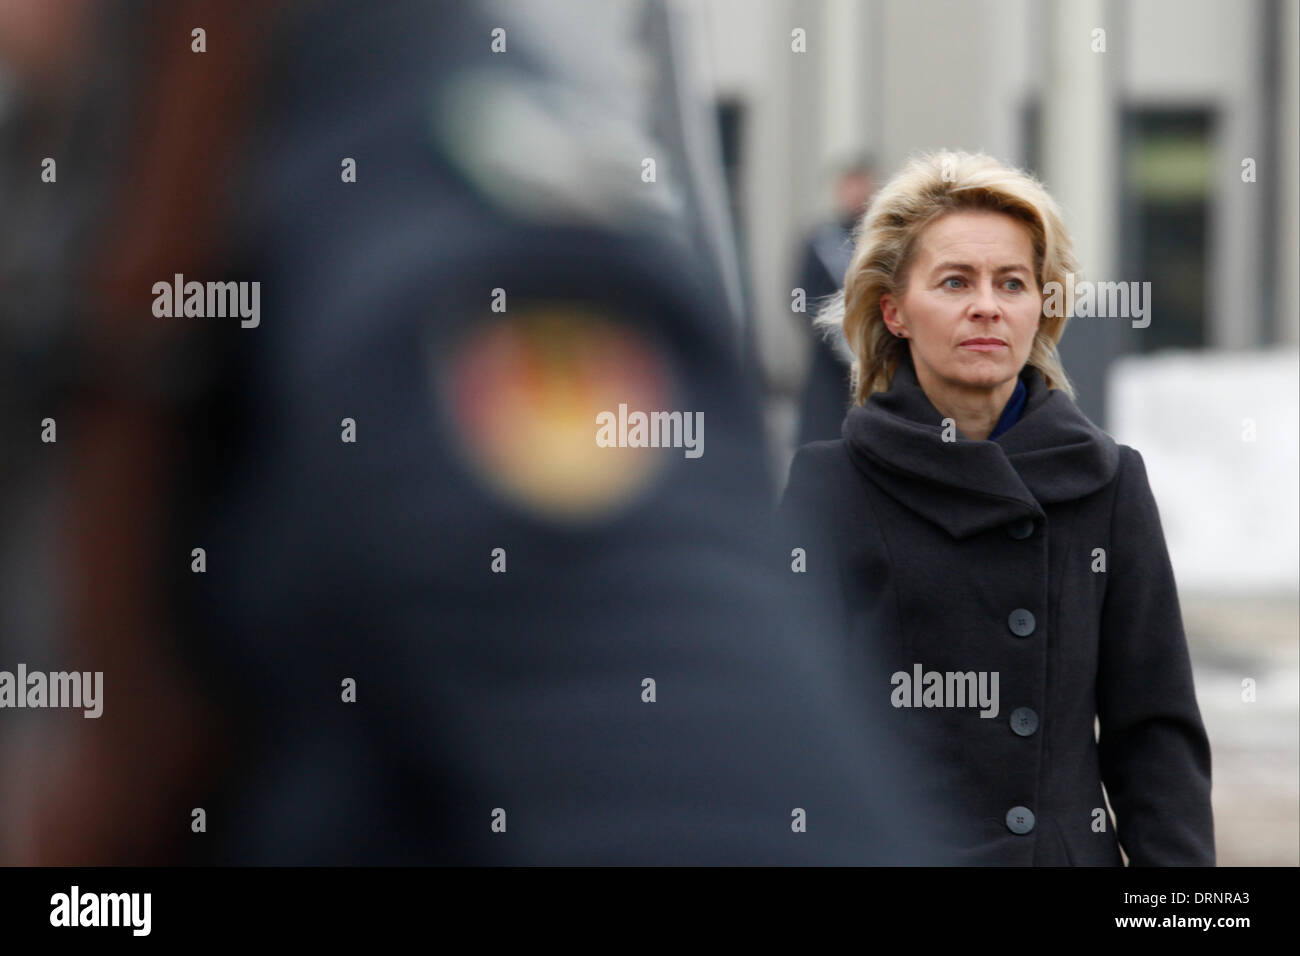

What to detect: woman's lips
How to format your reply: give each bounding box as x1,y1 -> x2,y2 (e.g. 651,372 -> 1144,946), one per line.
960,339 -> 1007,352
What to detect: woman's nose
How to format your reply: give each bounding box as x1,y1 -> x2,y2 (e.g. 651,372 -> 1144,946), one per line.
968,279 -> 1001,320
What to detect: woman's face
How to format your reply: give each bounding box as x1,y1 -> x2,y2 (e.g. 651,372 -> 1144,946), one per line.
880,210 -> 1042,398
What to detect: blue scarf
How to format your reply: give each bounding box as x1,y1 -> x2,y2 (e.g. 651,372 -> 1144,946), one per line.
989,378 -> 1028,440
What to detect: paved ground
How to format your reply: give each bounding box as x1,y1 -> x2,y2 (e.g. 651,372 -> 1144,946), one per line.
1183,594 -> 1299,866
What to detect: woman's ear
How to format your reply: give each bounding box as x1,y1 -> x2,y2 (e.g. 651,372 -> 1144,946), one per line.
880,293 -> 906,337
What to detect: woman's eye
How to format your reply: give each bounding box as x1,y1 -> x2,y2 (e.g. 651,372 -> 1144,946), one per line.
942,277 -> 964,289
1005,278 -> 1024,291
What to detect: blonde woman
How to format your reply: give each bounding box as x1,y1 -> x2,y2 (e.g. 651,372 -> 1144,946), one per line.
780,150 -> 1214,865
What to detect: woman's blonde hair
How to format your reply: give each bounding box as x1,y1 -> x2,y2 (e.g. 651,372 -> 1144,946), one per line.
815,149 -> 1079,404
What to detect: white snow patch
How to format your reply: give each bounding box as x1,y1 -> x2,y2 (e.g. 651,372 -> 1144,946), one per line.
1107,348 -> 1299,595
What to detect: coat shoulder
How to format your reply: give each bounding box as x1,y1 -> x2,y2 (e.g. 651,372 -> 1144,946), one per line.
782,439 -> 857,500
780,439 -> 883,555
1114,442 -> 1146,474
1111,443 -> 1159,500
791,438 -> 852,468
1109,443 -> 1165,523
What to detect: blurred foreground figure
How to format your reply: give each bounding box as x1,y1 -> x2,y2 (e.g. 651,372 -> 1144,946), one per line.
0,0 -> 938,864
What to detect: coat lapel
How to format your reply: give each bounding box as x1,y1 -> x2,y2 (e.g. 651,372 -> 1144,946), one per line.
841,355 -> 1119,539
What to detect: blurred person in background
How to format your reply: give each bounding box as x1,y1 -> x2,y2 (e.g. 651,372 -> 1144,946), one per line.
781,150 -> 1215,865
0,0 -> 940,865
793,157 -> 875,448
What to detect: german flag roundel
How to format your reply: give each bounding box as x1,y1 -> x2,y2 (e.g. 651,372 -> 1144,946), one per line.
438,305 -> 676,522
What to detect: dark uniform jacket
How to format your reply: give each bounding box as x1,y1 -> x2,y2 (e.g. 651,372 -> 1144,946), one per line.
780,353 -> 1215,865
170,0 -> 935,866
794,221 -> 855,447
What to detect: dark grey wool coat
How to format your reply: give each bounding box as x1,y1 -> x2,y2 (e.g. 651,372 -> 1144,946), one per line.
780,354 -> 1215,865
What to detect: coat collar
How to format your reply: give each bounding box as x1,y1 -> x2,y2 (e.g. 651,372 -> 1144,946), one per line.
841,354 -> 1119,539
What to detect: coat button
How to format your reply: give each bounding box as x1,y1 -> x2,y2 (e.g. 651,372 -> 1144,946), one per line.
1007,517 -> 1035,539
1010,707 -> 1039,736
1008,609 -> 1036,637
1006,806 -> 1036,834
